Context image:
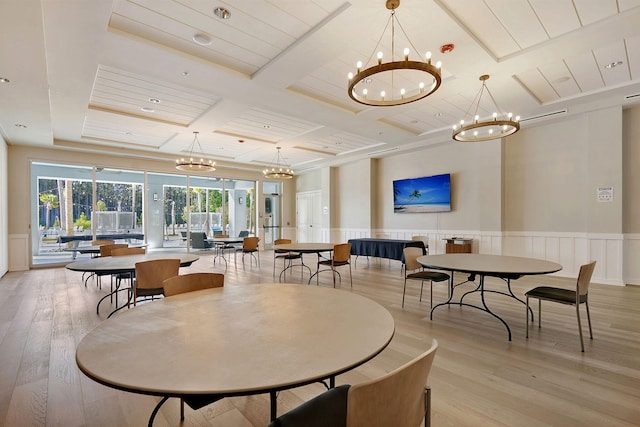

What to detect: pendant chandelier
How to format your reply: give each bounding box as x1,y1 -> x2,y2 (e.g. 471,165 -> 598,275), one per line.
175,131 -> 215,172
452,75 -> 520,142
263,147 -> 294,180
347,0 -> 442,107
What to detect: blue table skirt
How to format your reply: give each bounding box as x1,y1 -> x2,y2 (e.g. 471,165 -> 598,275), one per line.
348,238 -> 425,261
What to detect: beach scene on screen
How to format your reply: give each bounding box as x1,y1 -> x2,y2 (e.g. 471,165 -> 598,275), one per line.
393,173 -> 451,213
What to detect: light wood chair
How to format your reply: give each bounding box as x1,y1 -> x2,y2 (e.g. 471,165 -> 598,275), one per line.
402,247 -> 449,308
93,243 -> 128,290
235,236 -> 260,268
161,272 -> 225,420
316,243 -> 352,288
163,272 -> 224,297
411,235 -> 429,255
131,259 -> 180,307
268,339 -> 438,427
92,239 -> 115,246
212,234 -> 235,268
525,261 -> 597,352
273,238 -> 302,279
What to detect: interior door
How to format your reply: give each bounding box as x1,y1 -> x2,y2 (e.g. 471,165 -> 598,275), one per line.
296,191 -> 321,243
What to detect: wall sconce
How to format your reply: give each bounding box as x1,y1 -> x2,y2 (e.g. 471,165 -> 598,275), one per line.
238,196 -> 244,205
153,193 -> 159,202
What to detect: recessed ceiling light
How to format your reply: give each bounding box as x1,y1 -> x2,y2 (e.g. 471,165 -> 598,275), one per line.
433,112 -> 442,118
214,7 -> 230,19
15,123 -> 27,128
410,119 -> 419,124
605,61 -> 623,69
0,77 -> 9,83
141,107 -> 154,113
192,33 -> 212,46
263,125 -> 271,129
148,98 -> 160,103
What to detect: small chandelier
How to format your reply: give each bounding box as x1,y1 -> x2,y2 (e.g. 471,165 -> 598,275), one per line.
175,131 -> 215,172
347,0 -> 442,107
263,147 -> 294,180
452,75 -> 520,142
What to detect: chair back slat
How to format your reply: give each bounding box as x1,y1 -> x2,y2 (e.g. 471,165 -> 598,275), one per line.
134,259 -> 180,291
577,261 -> 596,296
163,273 -> 224,297
403,247 -> 423,272
111,247 -> 146,256
99,243 -> 128,257
346,340 -> 438,427
333,243 -> 351,263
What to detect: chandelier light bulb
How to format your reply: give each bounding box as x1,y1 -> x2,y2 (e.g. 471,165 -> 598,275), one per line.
474,115 -> 479,122
356,61 -> 362,72
348,72 -> 353,80
380,90 -> 385,99
403,47 -> 410,60
377,51 -> 383,64
363,88 -> 368,97
515,115 -> 520,121
493,112 -> 497,119
435,61 -> 442,68
426,51 -> 432,61
508,112 -> 513,119
400,88 -> 406,96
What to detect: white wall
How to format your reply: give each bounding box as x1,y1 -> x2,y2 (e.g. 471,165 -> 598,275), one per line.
0,135 -> 7,276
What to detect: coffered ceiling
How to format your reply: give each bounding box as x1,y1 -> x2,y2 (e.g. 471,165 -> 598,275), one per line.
2,0 -> 640,174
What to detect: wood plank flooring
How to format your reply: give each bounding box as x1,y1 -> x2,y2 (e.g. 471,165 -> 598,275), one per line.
1,251 -> 639,426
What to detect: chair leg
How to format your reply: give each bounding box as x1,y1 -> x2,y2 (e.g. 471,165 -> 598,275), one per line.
430,281 -> 433,309
348,263 -> 352,288
525,295 -> 530,338
180,398 -> 185,421
402,278 -> 407,308
537,299 -> 542,328
585,301 -> 593,339
424,386 -> 431,427
576,303 -> 585,352
419,281 -> 424,302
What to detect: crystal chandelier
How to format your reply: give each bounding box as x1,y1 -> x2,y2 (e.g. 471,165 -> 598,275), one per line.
452,75 -> 520,142
175,131 -> 215,172
263,147 -> 294,180
347,0 -> 442,107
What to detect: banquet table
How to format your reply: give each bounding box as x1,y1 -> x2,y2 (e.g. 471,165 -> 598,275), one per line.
418,254 -> 562,340
348,238 -> 426,266
75,284 -> 395,425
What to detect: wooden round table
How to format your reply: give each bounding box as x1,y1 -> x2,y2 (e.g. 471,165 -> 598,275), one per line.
75,283 -> 395,424
418,254 -> 562,340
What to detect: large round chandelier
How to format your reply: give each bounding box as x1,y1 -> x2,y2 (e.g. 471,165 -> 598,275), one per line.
263,147 -> 294,180
175,131 -> 216,172
347,0 -> 442,107
452,75 -> 520,142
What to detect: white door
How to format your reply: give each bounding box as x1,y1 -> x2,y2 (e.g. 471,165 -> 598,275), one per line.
296,191 -> 321,242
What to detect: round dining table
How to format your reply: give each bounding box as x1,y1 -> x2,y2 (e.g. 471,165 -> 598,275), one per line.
418,254 -> 562,340
272,242 -> 335,282
75,283 -> 395,425
66,252 -> 200,316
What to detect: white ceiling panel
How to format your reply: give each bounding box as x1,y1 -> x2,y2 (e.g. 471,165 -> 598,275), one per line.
565,52 -> 605,93
529,0 -> 581,38
594,41 -> 632,86
573,0 -> 618,25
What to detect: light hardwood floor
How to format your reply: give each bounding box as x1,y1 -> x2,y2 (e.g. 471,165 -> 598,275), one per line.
1,251 -> 639,426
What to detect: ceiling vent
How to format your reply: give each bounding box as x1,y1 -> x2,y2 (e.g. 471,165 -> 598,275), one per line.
519,109 -> 567,123
625,93 -> 640,100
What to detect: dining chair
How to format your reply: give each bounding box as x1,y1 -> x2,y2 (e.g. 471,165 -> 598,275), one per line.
93,243 -> 128,290
163,272 -> 224,297
160,272 -> 225,420
525,261 -> 596,352
411,235 -> 430,255
268,339 -> 438,427
402,247 -> 450,309
131,258 -> 180,307
273,238 -> 302,279
108,246 -> 147,308
91,239 -> 115,246
316,243 -> 352,288
235,236 -> 260,268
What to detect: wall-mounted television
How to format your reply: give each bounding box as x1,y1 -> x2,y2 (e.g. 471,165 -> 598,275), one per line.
393,173 -> 451,213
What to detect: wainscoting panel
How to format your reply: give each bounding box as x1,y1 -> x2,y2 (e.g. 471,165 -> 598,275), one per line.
336,228 -> 626,285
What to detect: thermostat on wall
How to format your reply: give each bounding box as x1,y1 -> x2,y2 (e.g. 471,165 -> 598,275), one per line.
597,186 -> 613,202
